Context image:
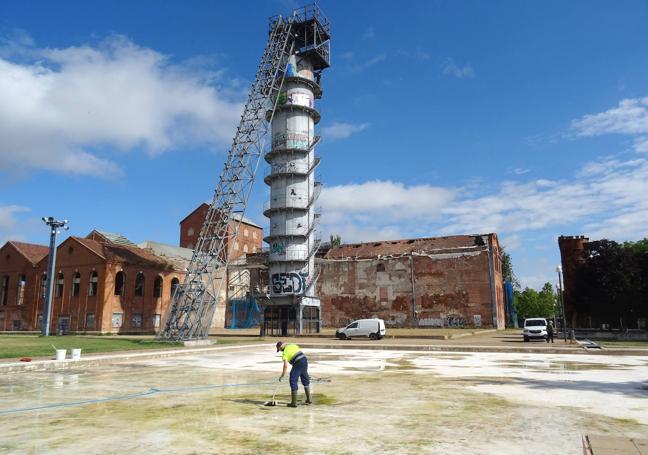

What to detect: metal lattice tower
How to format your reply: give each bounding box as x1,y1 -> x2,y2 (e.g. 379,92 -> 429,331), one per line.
159,4 -> 330,340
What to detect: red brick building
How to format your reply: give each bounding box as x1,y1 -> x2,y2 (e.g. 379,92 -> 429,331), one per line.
317,234 -> 505,329
0,241 -> 49,330
0,231 -> 187,333
558,235 -> 589,328
179,202 -> 263,258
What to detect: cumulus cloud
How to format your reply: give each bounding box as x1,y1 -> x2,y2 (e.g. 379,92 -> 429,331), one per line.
321,122 -> 370,140
442,59 -> 475,79
572,97 -> 648,152
0,34 -> 243,178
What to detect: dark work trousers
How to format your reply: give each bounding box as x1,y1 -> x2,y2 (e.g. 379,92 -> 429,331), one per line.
547,332 -> 554,343
289,357 -> 310,392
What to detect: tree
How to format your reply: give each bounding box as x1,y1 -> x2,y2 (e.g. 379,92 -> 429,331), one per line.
572,239 -> 645,329
501,249 -> 520,290
513,282 -> 556,319
329,234 -> 342,246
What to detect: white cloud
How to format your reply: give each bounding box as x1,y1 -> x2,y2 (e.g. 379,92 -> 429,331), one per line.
0,34 -> 243,178
572,97 -> 648,152
350,54 -> 386,73
442,59 -> 475,79
321,122 -> 370,140
0,205 -> 31,244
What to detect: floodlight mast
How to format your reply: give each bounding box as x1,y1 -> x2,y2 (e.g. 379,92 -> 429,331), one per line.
159,4 -> 330,341
41,217 -> 69,337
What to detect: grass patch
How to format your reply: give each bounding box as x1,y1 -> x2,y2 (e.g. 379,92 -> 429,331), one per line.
0,335 -> 183,359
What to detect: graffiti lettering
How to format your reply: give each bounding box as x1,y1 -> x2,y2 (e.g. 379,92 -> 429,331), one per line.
271,272 -> 309,294
446,315 -> 465,328
270,242 -> 285,254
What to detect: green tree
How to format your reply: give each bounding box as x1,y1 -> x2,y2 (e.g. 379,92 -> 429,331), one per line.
501,249 -> 520,290
513,282 -> 556,319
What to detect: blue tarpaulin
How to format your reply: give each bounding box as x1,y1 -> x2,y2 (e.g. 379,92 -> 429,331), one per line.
229,297 -> 261,329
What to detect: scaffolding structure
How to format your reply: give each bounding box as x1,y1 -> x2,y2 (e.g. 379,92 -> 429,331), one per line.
159,4 -> 330,340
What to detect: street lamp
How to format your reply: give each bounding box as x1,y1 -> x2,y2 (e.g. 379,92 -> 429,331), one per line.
41,217 -> 69,337
556,265 -> 567,342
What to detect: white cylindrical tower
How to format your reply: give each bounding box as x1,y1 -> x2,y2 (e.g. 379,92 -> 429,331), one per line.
263,54 -> 323,334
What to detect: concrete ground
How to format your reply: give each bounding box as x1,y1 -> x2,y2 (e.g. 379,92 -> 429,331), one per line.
1,344 -> 647,454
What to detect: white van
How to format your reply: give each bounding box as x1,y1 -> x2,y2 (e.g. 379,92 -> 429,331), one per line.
523,318 -> 548,342
336,319 -> 386,340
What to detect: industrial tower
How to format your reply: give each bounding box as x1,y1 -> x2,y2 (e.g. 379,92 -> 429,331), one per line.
160,4 -> 330,340
262,15 -> 330,335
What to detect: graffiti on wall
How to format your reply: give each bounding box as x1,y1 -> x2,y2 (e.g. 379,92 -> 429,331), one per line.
270,242 -> 285,254
272,271 -> 309,294
272,131 -> 310,149
446,314 -> 465,328
473,314 -> 482,327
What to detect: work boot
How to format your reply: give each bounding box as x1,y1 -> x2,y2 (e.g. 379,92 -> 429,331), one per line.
287,390 -> 298,408
304,387 -> 312,405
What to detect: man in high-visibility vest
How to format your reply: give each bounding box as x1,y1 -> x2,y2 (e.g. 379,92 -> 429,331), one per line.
276,341 -> 312,407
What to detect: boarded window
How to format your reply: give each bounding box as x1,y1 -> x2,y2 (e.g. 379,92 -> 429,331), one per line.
112,313 -> 123,328
379,287 -> 388,303
376,263 -> 386,272
132,313 -> 142,328
86,313 -> 95,329
152,314 -> 161,328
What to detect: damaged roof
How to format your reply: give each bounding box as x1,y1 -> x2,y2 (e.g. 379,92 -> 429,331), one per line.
73,237 -> 180,271
325,234 -> 494,260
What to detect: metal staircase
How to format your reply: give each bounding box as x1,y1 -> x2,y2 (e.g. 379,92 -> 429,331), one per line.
159,14 -> 295,340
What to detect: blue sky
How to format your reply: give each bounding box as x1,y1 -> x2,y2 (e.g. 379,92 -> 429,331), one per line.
1,0 -> 648,289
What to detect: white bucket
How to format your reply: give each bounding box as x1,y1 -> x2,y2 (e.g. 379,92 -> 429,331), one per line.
71,348 -> 82,361
55,349 -> 67,361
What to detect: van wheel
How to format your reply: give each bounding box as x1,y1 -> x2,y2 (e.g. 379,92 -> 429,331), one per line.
338,333 -> 347,340
369,333 -> 377,340
523,336 -> 529,342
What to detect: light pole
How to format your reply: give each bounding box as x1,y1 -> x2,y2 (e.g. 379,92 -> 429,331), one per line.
41,217 -> 69,337
556,265 -> 567,342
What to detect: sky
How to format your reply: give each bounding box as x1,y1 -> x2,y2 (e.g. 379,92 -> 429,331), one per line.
1,0 -> 648,290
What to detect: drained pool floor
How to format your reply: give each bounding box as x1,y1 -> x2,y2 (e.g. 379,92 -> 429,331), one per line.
1,345 -> 647,454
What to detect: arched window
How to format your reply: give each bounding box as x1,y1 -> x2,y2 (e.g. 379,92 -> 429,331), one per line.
170,278 -> 180,297
40,273 -> 47,300
187,227 -> 195,237
243,244 -> 249,253
376,263 -> 386,272
89,271 -> 98,297
0,275 -> 8,306
55,273 -> 64,298
72,272 -> 81,297
153,276 -> 163,298
16,275 -> 26,305
134,272 -> 145,296
114,271 -> 124,296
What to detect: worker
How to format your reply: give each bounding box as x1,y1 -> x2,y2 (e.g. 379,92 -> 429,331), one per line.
276,341 -> 312,407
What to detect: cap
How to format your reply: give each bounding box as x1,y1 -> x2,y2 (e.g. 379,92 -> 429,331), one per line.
276,341 -> 284,352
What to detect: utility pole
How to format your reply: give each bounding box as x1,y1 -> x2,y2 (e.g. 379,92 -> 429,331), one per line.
556,265 -> 566,342
41,217 -> 69,337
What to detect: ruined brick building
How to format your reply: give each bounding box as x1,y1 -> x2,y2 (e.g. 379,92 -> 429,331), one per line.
1,199 -> 505,333
317,234 -> 505,329
0,231 -> 188,333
